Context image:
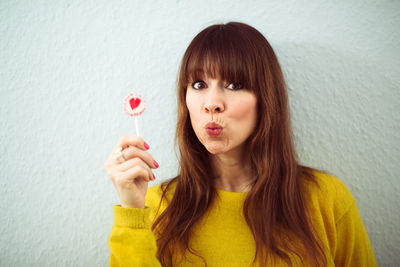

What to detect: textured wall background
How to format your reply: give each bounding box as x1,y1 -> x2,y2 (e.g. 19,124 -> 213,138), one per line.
1,0 -> 399,266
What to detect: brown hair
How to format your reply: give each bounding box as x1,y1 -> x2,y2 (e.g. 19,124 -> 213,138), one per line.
152,22 -> 327,266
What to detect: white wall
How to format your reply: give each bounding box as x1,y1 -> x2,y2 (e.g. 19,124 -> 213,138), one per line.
1,0 -> 399,266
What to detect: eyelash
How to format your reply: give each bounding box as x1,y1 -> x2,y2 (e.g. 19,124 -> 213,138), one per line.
191,80 -> 243,90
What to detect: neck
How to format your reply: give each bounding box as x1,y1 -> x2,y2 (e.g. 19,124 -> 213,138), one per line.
211,145 -> 255,193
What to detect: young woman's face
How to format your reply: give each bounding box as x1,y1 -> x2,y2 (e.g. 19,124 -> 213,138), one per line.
186,76 -> 258,155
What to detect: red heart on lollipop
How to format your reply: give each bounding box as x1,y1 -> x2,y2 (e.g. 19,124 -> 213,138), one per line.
129,98 -> 141,110
124,93 -> 145,116
123,93 -> 145,136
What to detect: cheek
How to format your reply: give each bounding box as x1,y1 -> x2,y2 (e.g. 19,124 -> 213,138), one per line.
186,91 -> 201,122
232,97 -> 257,123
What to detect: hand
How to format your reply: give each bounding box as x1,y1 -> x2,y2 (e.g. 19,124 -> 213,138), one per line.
104,135 -> 159,209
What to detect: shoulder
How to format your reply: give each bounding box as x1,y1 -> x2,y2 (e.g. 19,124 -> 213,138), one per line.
304,170 -> 356,224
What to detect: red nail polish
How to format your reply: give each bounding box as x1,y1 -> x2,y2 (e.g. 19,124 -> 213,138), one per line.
152,174 -> 156,180
153,160 -> 159,168
144,142 -> 150,150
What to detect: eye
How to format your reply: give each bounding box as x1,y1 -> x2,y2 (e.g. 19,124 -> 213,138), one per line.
226,82 -> 243,90
191,80 -> 207,90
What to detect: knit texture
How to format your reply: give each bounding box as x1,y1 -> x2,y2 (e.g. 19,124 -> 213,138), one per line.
109,171 -> 377,266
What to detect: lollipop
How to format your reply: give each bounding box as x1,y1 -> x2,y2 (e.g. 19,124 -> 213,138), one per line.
123,93 -> 145,136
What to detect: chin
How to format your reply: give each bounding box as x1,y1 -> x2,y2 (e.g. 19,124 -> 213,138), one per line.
203,142 -> 229,155
206,147 -> 225,155
197,133 -> 230,154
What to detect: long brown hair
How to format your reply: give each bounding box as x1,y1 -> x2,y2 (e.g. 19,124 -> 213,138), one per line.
152,22 -> 327,266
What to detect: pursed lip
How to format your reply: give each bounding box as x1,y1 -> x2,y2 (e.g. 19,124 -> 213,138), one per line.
205,122 -> 223,137
205,122 -> 223,129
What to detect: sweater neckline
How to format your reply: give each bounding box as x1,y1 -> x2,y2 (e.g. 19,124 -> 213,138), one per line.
216,187 -> 249,196
215,187 -> 247,210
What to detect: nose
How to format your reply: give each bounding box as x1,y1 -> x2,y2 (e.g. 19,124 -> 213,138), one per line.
203,87 -> 225,114
204,103 -> 224,113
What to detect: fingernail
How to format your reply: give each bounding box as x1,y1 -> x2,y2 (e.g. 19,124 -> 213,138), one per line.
152,174 -> 156,180
144,142 -> 150,150
153,160 -> 159,168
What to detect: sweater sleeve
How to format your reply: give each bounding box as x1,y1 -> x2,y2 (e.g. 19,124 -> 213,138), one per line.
334,201 -> 378,267
109,205 -> 162,267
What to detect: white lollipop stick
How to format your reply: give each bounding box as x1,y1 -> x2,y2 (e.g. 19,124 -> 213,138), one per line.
123,93 -> 146,136
135,116 -> 140,136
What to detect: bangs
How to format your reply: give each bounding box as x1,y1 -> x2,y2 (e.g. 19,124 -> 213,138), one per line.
182,26 -> 256,90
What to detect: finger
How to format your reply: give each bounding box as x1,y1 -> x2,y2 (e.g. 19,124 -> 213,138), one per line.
117,157 -> 155,181
119,146 -> 159,169
118,165 -> 152,183
115,135 -> 149,152
104,147 -> 126,169
105,136 -> 153,170
116,157 -> 147,172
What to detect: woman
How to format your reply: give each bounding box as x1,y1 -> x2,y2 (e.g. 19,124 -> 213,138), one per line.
104,22 -> 377,266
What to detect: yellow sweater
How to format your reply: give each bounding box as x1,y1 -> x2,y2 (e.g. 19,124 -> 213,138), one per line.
109,171 -> 377,266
